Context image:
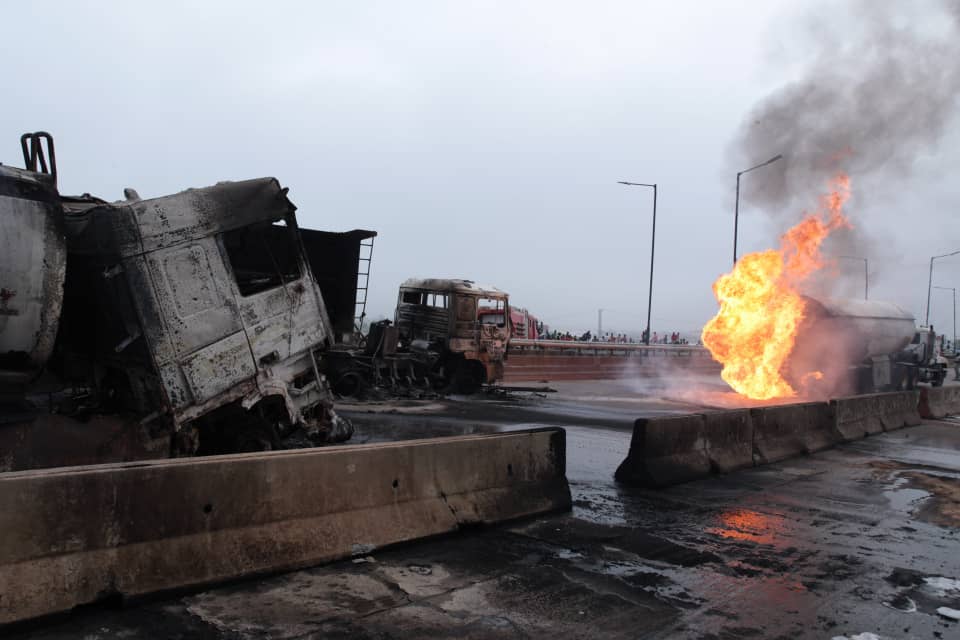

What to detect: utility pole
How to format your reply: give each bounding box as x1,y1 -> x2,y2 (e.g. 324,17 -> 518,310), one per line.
597,308 -> 603,339
933,286 -> 956,353
617,181 -> 658,344
838,256 -> 868,299
926,249 -> 960,325
734,154 -> 782,264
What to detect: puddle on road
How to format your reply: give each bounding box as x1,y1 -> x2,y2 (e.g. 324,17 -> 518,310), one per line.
882,476 -> 932,514
870,461 -> 960,527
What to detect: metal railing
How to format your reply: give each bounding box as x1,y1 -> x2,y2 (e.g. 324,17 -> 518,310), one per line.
509,339 -> 711,357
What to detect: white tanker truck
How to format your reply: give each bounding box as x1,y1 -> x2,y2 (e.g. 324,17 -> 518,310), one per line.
786,296 -> 947,396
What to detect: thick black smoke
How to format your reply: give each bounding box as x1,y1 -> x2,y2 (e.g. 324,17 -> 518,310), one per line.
732,0 -> 960,218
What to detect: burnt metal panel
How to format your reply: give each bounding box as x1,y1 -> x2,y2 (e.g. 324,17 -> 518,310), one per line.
130,178 -> 295,255
142,237 -> 242,362
162,244 -> 223,317
396,303 -> 451,343
399,278 -> 507,299
181,331 -> 257,403
157,361 -> 193,410
299,228 -> 377,338
236,274 -> 329,366
62,200 -> 142,258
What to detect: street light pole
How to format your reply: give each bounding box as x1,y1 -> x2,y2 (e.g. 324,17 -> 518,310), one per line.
838,255 -> 868,299
925,249 -> 960,326
933,286 -> 956,352
734,154 -> 783,265
617,181 -> 657,345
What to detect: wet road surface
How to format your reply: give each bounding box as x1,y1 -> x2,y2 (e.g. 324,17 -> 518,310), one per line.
9,380 -> 960,639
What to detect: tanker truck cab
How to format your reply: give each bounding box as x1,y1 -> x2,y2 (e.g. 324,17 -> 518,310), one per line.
905,326 -> 948,387
395,279 -> 510,392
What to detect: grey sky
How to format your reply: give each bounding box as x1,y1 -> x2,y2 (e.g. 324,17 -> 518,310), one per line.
4,1 -> 958,338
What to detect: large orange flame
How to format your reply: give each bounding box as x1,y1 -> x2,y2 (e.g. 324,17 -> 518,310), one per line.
702,174 -> 851,400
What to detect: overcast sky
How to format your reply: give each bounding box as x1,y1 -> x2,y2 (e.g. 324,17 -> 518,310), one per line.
4,1 -> 959,337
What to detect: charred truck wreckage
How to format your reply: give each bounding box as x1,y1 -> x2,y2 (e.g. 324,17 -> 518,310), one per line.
0,133 -> 511,471
0,132 -> 357,467
325,278 -> 511,397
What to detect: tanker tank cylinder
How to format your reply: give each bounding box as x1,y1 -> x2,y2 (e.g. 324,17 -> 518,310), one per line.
0,162 -> 66,385
785,296 -> 917,396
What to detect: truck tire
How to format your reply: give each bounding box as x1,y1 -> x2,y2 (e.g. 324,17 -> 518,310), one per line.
333,370 -> 366,398
452,360 -> 486,394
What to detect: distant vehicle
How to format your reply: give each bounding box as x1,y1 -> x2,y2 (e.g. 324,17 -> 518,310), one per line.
395,278 -> 511,392
324,279 -> 511,395
508,307 -> 543,340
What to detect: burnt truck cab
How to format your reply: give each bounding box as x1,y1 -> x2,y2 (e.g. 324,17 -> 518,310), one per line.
1,136 -> 356,467
56,178 -> 354,454
395,278 -> 510,392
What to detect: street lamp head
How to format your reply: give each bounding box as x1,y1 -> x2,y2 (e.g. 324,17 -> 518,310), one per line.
740,153 -> 784,177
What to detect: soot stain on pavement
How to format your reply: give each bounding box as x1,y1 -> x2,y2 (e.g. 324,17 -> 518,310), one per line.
516,518 -> 722,568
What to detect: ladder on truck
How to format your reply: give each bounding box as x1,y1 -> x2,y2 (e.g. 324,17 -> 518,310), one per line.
354,235 -> 375,334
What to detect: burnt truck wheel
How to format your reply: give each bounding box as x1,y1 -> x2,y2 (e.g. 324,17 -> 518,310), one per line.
453,360 -> 486,394
332,370 -> 366,398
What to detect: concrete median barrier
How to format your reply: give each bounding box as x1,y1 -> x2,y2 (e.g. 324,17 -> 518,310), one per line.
617,392 -> 934,489
919,386 -> 960,419
0,428 -> 571,626
751,401 -> 839,464
702,409 -> 754,473
833,391 -> 921,439
615,410 -> 755,487
614,414 -> 710,487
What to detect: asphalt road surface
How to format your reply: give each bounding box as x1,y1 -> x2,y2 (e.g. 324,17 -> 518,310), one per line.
8,380 -> 960,639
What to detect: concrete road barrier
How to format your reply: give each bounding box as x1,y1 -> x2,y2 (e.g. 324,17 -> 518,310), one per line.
833,391 -> 921,440
618,392 -> 933,489
614,414 -> 710,487
919,386 -> 960,419
702,410 -> 754,473
751,401 -> 839,464
0,428 -> 571,626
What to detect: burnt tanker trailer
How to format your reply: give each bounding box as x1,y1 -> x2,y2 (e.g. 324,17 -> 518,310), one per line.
785,296 -> 946,397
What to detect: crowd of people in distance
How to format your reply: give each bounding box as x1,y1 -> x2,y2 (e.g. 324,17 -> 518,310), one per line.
538,329 -> 697,345
645,330 -> 692,345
